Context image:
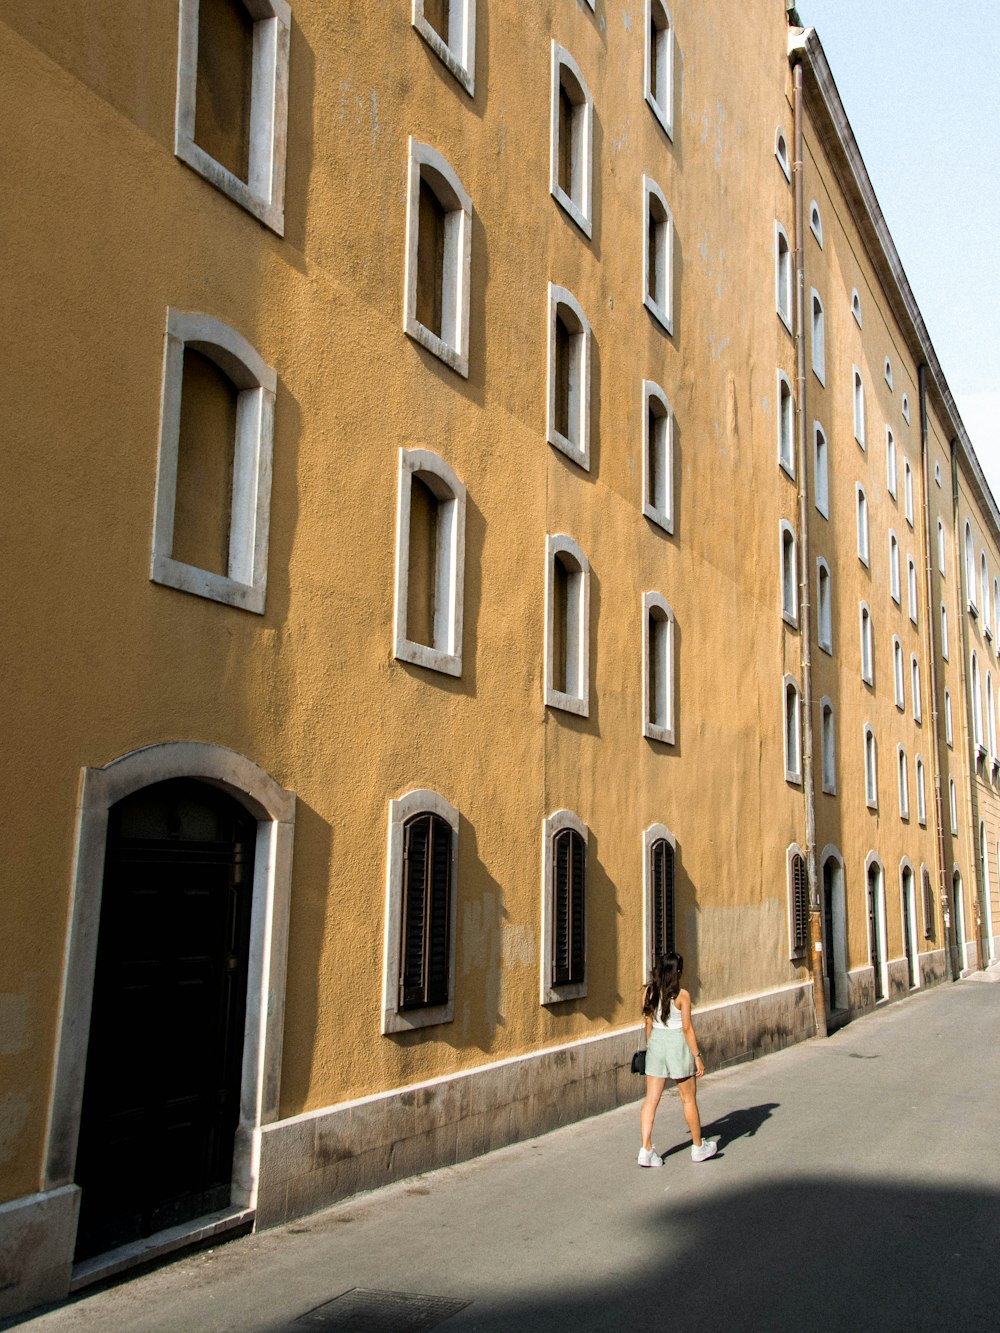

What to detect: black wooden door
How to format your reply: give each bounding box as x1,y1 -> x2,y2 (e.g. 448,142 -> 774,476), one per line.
867,868 -> 884,1002
74,779 -> 255,1261
822,863 -> 838,1012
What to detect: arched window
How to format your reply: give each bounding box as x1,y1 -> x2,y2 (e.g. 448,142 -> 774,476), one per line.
853,367 -> 866,447
644,824 -> 677,972
814,422 -> 829,515
412,0 -> 476,95
404,138 -> 473,376
784,675 -> 802,783
937,519 -> 946,575
545,535 -> 591,715
864,726 -> 878,808
860,603 -> 874,685
889,531 -> 901,603
965,521 -> 977,611
547,284 -> 592,468
643,592 -> 675,743
851,289 -> 863,327
787,845 -> 809,957
775,127 -> 791,180
902,393 -> 911,424
541,810 -> 588,1002
893,637 -> 904,709
884,357 -> 894,389
777,371 -> 795,477
916,757 -> 927,826
643,176 -> 674,332
781,521 -> 798,625
643,381 -> 674,532
983,554 -> 992,637
821,698 -> 836,794
942,603 -> 950,660
972,650 -> 984,750
904,459 -> 914,525
911,654 -> 922,722
886,427 -> 897,498
897,745 -> 910,821
809,201 -> 823,246
922,866 -> 935,939
949,778 -> 958,833
393,448 -> 467,676
907,556 -> 918,624
817,558 -> 832,653
645,0 -> 675,138
989,673 -> 997,758
811,289 -> 826,383
945,688 -> 954,745
383,789 -> 459,1032
775,223 -> 792,330
152,309 -> 277,614
856,485 -> 870,565
175,0 -> 291,233
550,43 -> 593,236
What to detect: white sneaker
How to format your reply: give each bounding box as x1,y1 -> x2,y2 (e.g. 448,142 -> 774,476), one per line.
691,1139 -> 718,1162
637,1146 -> 663,1168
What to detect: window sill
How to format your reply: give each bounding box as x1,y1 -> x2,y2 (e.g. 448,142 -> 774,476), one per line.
395,638 -> 462,678
405,316 -> 469,378
785,772 -> 803,787
645,91 -> 673,140
812,367 -> 826,388
643,721 -> 675,745
819,641 -> 833,656
866,800 -> 878,812
412,15 -> 475,96
777,309 -> 793,335
780,458 -> 796,482
151,554 -> 266,614
643,294 -> 673,336
382,999 -> 455,1035
551,185 -> 593,240
546,689 -> 589,718
782,611 -> 799,630
547,427 -> 590,472
642,502 -> 674,535
969,600 -> 979,618
175,136 -> 285,236
541,980 -> 587,1005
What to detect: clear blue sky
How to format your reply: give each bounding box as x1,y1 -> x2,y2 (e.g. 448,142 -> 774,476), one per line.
801,1 -> 1000,501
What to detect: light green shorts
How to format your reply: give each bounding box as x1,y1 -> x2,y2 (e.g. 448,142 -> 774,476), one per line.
645,1027 -> 696,1080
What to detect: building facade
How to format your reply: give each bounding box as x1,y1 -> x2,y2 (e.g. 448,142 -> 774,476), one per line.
1,0 -> 997,1317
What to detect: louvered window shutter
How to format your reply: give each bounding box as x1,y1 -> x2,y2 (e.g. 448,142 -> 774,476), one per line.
922,869 -> 934,940
400,813 -> 452,1009
792,853 -> 809,953
569,830 -> 586,983
651,838 -> 676,958
552,828 -> 586,986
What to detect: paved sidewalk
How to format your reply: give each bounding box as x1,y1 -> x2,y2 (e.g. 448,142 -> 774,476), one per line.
9,976 -> 1000,1332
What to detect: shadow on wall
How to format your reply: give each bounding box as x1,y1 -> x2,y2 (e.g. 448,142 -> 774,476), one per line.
392,1175 -> 1000,1333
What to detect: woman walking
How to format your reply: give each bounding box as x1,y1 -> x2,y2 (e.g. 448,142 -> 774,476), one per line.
638,951 -> 717,1166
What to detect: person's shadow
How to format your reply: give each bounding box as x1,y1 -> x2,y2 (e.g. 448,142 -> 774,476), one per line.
659,1102 -> 779,1159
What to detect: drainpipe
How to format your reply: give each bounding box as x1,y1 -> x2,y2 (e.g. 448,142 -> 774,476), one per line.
918,367 -> 954,981
950,438 -> 977,978
791,58 -> 827,1037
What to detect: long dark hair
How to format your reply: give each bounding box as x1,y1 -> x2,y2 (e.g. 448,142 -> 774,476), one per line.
643,952 -> 683,1019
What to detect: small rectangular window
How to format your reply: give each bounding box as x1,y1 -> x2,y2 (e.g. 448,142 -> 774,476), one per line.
547,285 -> 592,469
412,0 -> 476,95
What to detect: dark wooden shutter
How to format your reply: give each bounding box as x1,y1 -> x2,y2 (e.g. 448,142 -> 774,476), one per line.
552,828 -> 585,986
791,853 -> 809,953
651,838 -> 675,958
922,868 -> 935,940
400,813 -> 452,1009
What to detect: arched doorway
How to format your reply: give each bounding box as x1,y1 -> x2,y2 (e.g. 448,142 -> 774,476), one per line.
820,849 -> 847,1015
73,779 -> 257,1260
953,870 -> 967,974
900,864 -> 918,990
866,858 -> 887,1002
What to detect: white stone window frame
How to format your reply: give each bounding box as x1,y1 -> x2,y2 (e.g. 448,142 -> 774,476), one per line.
643,380 -> 674,532
856,484 -> 870,567
152,309 -> 276,614
907,555 -> 918,625
643,176 -> 674,333
775,127 -> 791,181
965,521 -> 978,616
935,459 -> 942,486
916,758 -> 927,826
994,579 -> 1000,644
643,822 -> 677,979
540,808 -> 589,1005
393,447 -> 467,677
941,603 -> 949,661
810,289 -> 826,385
897,745 -> 910,822
949,778 -> 958,833
864,725 -> 878,810
382,788 -> 460,1034
776,371 -> 795,479
821,697 -> 837,795
783,674 -> 802,785
411,0 -> 476,96
643,591 -> 676,744
989,672 -> 998,759
860,602 -> 874,686
972,650 -> 985,751
817,557 -> 832,654
550,42 -> 594,239
547,284 -> 592,470
889,531 -> 901,604
786,842 -> 807,959
983,553 -> 993,639
174,0 -> 291,235
945,688 -> 954,746
853,367 -> 866,448
884,357 -> 894,390
851,288 -> 863,327
937,519 -> 946,575
545,533 -> 591,717
892,636 -> 904,710
886,427 -> 897,499
644,0 -> 675,139
902,393 -> 911,424
775,223 -> 793,333
814,421 -> 829,517
809,200 -> 823,247
912,654 -> 922,722
904,459 -> 914,528
780,520 -> 798,628
403,138 -> 473,378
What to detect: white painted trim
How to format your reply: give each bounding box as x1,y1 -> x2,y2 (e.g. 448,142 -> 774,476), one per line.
549,42 -> 593,238
813,420 -> 828,515
151,309 -> 276,614
381,789 -> 460,1035
411,0 -> 476,95
546,283 -> 591,469
777,371 -> 795,479
642,823 -> 676,979
810,287 -> 826,385
642,380 -> 674,531
642,175 -> 674,333
783,674 -> 802,785
544,533 -> 590,716
392,447 -> 467,677
44,742 -> 295,1237
540,809 -> 589,1004
775,222 -> 792,332
403,138 -> 473,378
780,520 -> 798,627
174,0 -> 290,235
644,0 -> 674,139
642,591 -> 675,744
820,697 -> 836,794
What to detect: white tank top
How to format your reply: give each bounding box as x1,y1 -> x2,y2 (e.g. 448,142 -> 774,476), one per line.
651,998 -> 683,1030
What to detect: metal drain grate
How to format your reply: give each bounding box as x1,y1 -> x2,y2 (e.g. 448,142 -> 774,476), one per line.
296,1288 -> 470,1331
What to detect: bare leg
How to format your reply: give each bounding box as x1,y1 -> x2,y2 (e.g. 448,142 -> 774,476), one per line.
675,1076 -> 702,1147
640,1077 -> 667,1149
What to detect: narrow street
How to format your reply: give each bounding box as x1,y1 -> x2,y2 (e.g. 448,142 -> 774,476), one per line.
10,975 -> 1000,1333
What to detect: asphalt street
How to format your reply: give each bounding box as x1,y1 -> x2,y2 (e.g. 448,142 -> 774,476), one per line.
10,972 -> 1000,1333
